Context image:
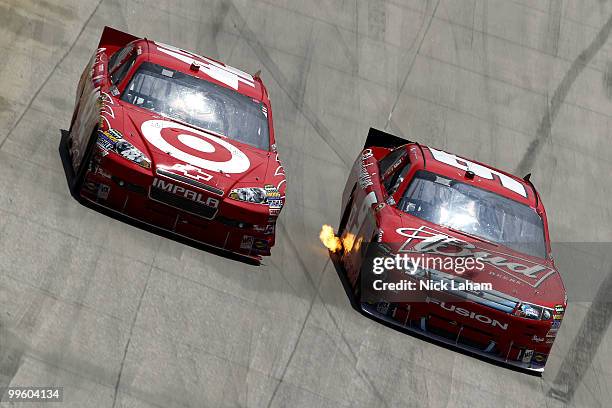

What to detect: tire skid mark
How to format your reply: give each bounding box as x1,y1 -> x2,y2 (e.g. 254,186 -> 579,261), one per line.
226,0 -> 352,168
548,266 -> 612,403
515,11 -> 612,176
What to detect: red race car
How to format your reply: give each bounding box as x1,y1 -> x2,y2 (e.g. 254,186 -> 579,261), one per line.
325,128 -> 566,372
60,27 -> 285,260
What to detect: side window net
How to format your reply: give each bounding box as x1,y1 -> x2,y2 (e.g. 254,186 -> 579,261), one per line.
378,147 -> 406,175
384,161 -> 410,196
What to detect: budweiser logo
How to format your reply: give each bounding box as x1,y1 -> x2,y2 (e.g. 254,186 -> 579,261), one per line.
396,226 -> 555,288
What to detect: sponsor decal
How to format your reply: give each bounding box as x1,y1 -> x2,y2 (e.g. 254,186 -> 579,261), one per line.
97,184 -> 110,200
546,338 -> 555,344
382,152 -> 407,180
253,238 -> 268,250
519,304 -> 541,319
532,352 -> 548,366
358,149 -> 375,189
546,329 -> 557,338
264,184 -> 281,198
152,178 -> 220,208
428,147 -> 527,197
95,166 -> 112,179
374,203 -> 386,213
532,335 -> 544,343
551,320 -> 561,330
555,304 -> 565,314
522,349 -> 534,363
264,184 -> 283,214
254,224 -> 275,235
84,181 -> 96,192
240,235 -> 254,250
141,120 -> 250,174
396,225 -> 556,288
267,198 -> 283,209
554,314 -> 563,320
375,302 -> 391,314
426,297 -> 508,330
97,128 -> 150,168
97,133 -> 116,151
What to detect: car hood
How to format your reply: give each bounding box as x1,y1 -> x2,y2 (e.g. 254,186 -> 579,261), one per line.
122,107 -> 271,193
387,215 -> 565,307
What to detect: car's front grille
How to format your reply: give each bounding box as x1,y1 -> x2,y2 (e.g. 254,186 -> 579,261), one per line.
149,186 -> 217,219
156,169 -> 224,196
428,268 -> 520,314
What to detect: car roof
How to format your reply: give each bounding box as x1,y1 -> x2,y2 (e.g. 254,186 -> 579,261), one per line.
406,144 -> 540,208
133,39 -> 267,102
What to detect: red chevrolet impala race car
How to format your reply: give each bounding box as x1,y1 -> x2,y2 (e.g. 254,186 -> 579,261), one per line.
328,128 -> 566,372
60,27 -> 285,260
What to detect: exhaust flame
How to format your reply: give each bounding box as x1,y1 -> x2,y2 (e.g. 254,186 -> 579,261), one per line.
319,225 -> 342,252
342,232 -> 356,252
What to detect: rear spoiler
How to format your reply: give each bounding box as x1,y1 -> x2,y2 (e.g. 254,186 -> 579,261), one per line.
364,128 -> 412,149
98,26 -> 140,53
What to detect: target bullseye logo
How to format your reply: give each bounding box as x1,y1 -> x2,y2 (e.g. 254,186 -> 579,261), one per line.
141,120 -> 250,173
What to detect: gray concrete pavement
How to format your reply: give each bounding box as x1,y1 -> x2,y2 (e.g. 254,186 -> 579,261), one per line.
1,0 -> 611,406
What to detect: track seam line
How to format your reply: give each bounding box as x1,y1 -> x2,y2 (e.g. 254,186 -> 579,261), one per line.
227,0 -> 352,168
264,257 -> 329,408
111,246 -> 158,408
384,0 -> 440,131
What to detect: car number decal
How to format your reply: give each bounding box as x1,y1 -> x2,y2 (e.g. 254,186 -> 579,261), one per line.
429,147 -> 527,197
155,42 -> 255,90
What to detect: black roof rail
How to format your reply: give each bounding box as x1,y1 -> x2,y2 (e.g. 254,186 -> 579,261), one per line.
523,173 -> 539,207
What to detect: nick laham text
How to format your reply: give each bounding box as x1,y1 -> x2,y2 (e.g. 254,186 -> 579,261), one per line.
372,279 -> 492,291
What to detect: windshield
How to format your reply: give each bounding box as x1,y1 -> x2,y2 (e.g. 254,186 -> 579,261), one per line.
398,171 -> 547,258
121,62 -> 270,150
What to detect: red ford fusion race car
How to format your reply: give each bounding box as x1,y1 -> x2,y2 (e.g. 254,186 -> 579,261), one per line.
60,27 -> 286,260
326,128 -> 566,372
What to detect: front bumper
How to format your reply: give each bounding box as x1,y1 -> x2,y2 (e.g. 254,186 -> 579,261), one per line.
59,130 -> 277,260
360,302 -> 545,373
329,249 -> 550,374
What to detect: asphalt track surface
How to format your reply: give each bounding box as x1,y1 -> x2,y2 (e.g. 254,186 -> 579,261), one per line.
1,1 -> 612,407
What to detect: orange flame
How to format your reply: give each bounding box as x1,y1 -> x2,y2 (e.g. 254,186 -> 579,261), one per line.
319,225 -> 342,252
342,232 -> 356,252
